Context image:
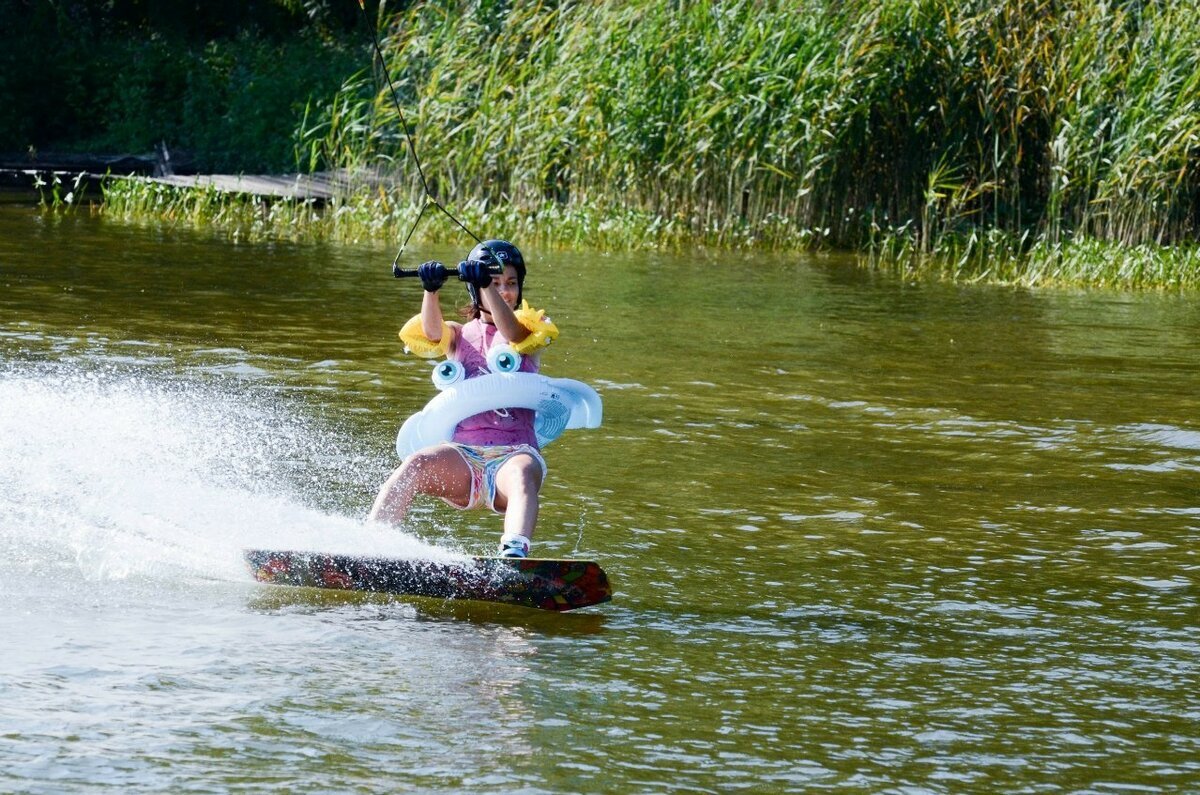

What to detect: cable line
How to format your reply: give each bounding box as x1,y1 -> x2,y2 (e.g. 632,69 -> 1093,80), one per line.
355,0 -> 482,276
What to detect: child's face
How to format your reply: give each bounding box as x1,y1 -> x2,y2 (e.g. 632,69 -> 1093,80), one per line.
492,264 -> 521,309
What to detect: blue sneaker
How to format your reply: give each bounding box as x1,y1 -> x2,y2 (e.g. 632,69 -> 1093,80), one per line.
499,536 -> 530,559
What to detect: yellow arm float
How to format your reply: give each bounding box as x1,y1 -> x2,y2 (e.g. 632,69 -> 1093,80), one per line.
510,300 -> 560,354
399,314 -> 451,358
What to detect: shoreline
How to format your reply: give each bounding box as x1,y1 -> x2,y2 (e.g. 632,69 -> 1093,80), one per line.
9,164 -> 1199,291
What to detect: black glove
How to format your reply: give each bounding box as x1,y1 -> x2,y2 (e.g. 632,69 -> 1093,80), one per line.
457,259 -> 497,288
417,261 -> 447,292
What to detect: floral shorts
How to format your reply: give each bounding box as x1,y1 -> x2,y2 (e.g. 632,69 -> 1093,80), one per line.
443,443 -> 546,513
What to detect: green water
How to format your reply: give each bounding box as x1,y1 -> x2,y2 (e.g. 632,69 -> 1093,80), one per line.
1,203 -> 1197,793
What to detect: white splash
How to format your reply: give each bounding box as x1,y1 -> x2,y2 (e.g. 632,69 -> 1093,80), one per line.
0,364 -> 454,590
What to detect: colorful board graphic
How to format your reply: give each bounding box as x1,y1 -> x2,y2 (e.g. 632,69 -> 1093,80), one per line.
244,549 -> 612,612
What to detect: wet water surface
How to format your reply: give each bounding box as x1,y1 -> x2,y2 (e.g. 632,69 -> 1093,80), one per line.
1,204 -> 1197,793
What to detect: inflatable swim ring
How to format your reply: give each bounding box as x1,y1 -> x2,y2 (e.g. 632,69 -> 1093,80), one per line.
396,370 -> 603,459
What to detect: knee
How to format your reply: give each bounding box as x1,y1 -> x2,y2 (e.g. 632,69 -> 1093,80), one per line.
508,459 -> 543,494
387,451 -> 434,487
404,451 -> 437,474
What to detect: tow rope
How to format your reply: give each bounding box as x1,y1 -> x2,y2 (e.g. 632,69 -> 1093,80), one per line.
355,0 -> 483,277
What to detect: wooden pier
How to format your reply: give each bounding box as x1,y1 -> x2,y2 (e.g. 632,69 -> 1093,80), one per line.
0,152 -> 358,202
130,172 -> 348,201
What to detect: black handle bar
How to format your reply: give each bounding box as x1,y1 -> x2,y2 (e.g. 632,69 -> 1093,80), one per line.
392,262 -> 503,280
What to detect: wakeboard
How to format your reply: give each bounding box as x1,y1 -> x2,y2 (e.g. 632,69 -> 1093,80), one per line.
244,549 -> 612,612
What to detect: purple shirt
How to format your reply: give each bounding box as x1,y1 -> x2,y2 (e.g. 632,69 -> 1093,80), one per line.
450,319 -> 540,448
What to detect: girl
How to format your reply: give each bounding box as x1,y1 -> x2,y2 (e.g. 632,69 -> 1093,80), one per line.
368,240 -> 559,558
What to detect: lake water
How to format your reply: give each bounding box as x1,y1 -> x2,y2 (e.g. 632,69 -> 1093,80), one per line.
1,201 -> 1197,793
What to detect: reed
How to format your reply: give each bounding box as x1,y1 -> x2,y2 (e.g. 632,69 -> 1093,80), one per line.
100,0 -> 1200,287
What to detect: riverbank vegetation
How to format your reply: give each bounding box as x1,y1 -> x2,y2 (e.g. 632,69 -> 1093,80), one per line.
9,0 -> 1200,287
0,0 -> 365,172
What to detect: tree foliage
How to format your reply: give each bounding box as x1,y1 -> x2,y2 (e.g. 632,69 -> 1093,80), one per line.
0,0 -> 384,169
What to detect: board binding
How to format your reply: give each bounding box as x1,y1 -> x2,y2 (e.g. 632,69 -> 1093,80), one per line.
244,549 -> 612,612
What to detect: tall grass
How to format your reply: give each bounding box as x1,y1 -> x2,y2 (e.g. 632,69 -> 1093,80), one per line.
94,0 -> 1200,287
287,0 -> 1200,276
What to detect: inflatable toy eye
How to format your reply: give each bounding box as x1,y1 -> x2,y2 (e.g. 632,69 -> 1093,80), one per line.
486,344 -> 523,374
431,359 -> 465,390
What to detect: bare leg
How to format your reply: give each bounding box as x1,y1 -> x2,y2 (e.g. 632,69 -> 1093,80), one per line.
492,453 -> 544,541
368,445 -> 472,526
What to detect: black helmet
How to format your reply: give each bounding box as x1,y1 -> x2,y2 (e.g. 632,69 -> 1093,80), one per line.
465,239 -> 526,308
